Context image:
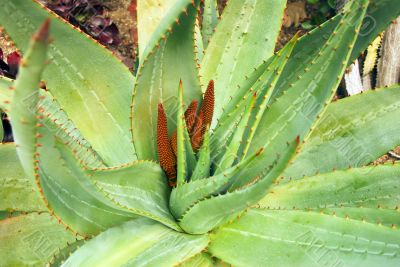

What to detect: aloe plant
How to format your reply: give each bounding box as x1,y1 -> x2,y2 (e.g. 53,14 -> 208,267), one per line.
0,0 -> 400,266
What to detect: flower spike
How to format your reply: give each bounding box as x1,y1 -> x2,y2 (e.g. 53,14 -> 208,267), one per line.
157,103 -> 177,186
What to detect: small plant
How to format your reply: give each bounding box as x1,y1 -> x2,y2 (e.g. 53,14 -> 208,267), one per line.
46,0 -> 120,46
0,0 -> 400,266
302,0 -> 336,30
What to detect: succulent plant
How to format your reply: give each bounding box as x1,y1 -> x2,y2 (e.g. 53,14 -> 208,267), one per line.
45,0 -> 121,46
0,0 -> 400,266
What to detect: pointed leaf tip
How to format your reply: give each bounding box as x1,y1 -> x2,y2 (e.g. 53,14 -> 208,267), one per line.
295,135 -> 300,145
256,147 -> 264,156
34,19 -> 51,42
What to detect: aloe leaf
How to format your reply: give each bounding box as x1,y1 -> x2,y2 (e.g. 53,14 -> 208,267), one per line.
88,161 -> 180,231
195,21 -> 204,62
62,218 -> 209,267
131,0 -> 202,160
261,163 -> 400,211
176,81 -> 197,186
201,0 -> 218,48
0,212 -> 77,267
179,137 -> 299,234
1,77 -> 105,169
137,0 -> 176,58
209,209 -> 400,267
210,37 -> 298,162
170,147 -> 267,219
0,116 -> 3,141
190,127 -> 211,181
0,0 -> 136,166
0,76 -> 13,112
283,85 -> 400,180
351,0 -> 400,64
36,126 -> 136,237
214,93 -> 256,174
48,239 -> 86,267
271,0 -> 400,103
318,207 -> 400,228
179,253 -> 214,267
247,1 -> 369,174
200,0 -> 286,126
0,143 -> 45,212
9,19 -> 49,179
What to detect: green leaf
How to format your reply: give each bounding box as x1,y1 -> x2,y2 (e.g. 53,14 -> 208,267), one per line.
272,0 -> 400,103
38,90 -> 106,169
210,36 -> 298,163
200,0 -> 286,126
214,93 -> 256,174
0,116 -> 3,142
247,0 -> 369,174
0,76 -> 13,112
351,0 -> 400,64
179,253 -> 214,267
0,212 -> 77,267
137,0 -> 176,58
9,19 -> 49,179
170,147 -> 267,219
202,0 -> 219,48
88,161 -> 180,231
0,0 -> 136,166
179,137 -> 299,234
176,81 -> 197,186
48,239 -> 86,267
283,85 -> 400,180
36,126 -> 136,237
261,163 -> 400,211
209,209 -> 400,267
62,218 -> 209,267
131,0 -> 202,160
190,127 -> 211,181
1,77 -> 106,169
0,143 -> 45,212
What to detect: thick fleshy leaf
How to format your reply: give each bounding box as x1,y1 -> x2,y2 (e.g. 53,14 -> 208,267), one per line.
283,85 -> 400,180
271,0 -> 400,102
9,19 -> 49,179
201,0 -> 218,48
48,239 -> 86,267
170,147 -> 267,219
180,253 -> 214,267
1,77 -> 105,169
261,163 -> 400,211
200,0 -> 286,125
131,0 -> 202,160
0,0 -> 136,166
247,1 -> 369,175
210,36 -> 297,164
0,213 -> 77,266
0,76 -> 13,112
137,0 -> 176,58
0,143 -> 44,212
209,209 -> 400,267
36,126 -> 136,237
62,218 -> 209,267
178,138 -> 298,234
88,161 -> 180,231
0,116 -> 3,141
